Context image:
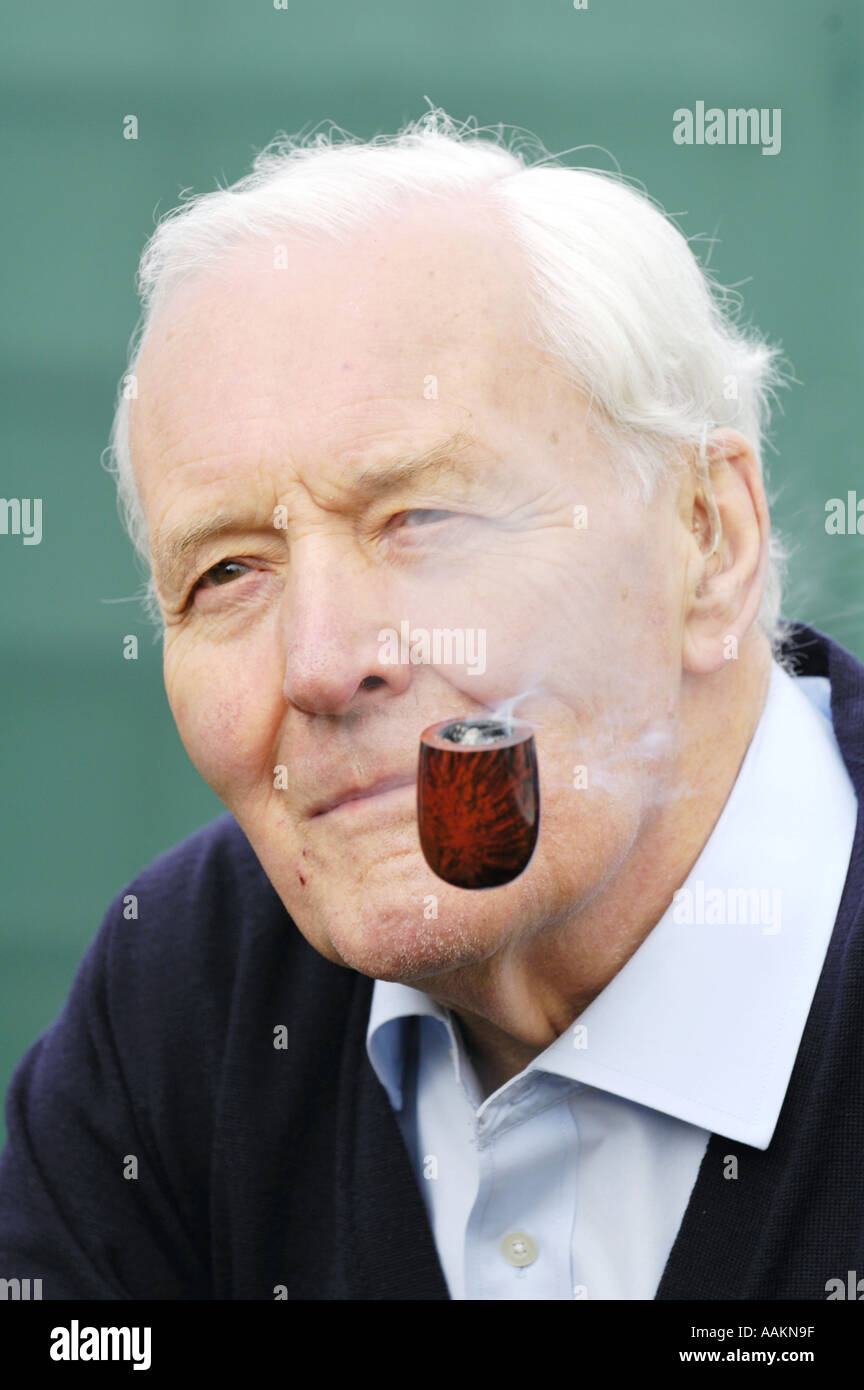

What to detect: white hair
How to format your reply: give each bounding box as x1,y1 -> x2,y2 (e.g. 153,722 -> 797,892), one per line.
106,106 -> 789,647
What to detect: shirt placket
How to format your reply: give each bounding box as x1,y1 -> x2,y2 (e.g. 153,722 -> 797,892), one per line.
463,1075 -> 582,1299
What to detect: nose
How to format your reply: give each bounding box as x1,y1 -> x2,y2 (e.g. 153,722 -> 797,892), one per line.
281,536 -> 411,716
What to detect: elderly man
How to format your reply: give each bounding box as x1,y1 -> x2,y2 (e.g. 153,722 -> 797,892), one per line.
1,109 -> 862,1303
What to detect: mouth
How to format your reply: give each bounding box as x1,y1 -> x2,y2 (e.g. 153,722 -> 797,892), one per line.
309,773 -> 417,818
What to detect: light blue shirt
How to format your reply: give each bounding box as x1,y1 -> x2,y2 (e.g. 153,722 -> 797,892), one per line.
366,664 -> 859,1299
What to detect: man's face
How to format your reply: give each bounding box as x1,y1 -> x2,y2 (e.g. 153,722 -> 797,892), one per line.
130,202 -> 690,983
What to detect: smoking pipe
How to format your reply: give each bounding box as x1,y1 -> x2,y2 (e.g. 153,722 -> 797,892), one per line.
417,716 -> 539,889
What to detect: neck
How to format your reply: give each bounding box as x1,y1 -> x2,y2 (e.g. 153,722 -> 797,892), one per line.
431,635 -> 774,1100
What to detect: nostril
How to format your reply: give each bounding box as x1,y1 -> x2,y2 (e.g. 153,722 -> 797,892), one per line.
360,675 -> 386,690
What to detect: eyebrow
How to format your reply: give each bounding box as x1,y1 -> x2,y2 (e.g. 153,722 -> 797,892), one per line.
346,427 -> 480,497
153,427 -> 483,595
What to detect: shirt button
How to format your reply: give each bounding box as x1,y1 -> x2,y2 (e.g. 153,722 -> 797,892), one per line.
501,1231 -> 538,1267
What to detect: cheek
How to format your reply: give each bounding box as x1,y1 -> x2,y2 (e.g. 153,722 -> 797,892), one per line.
164,636 -> 284,801
434,550 -> 640,710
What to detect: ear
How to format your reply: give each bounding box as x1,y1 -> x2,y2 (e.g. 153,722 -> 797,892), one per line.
681,428 -> 771,675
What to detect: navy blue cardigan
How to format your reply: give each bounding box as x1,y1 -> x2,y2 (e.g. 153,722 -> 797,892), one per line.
1,622 -> 863,1300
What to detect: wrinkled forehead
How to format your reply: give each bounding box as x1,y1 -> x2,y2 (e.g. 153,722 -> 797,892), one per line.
128,202 -> 559,485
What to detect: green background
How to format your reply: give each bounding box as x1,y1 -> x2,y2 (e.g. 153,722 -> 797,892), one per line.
1,0 -> 862,1141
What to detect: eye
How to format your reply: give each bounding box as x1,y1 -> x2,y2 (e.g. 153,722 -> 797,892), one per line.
192,559 -> 252,594
392,508 -> 461,528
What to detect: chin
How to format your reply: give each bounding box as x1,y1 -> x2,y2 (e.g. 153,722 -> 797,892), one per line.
308,869 -> 524,984
257,811 -> 555,983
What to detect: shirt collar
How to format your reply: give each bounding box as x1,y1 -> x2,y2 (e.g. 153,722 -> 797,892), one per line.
366,981 -> 447,1110
367,664 -> 858,1147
